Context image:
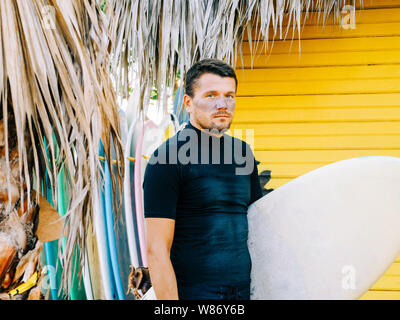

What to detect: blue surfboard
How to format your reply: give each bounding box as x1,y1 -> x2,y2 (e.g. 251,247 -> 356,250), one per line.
98,143 -> 119,300
114,109 -> 138,299
104,145 -> 125,300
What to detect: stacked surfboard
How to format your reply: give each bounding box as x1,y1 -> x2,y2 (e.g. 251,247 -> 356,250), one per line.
86,110 -> 178,300
41,110 -> 179,300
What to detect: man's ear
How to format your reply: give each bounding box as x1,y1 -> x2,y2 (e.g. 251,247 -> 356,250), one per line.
183,94 -> 192,116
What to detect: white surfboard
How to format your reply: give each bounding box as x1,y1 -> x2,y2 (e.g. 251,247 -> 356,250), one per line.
248,156 -> 400,300
134,114 -> 174,267
123,113 -> 141,270
140,287 -> 157,300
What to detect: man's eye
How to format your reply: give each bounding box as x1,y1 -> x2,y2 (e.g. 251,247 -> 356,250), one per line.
207,94 -> 214,98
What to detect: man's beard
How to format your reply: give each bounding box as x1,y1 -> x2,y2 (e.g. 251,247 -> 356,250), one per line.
200,117 -> 232,134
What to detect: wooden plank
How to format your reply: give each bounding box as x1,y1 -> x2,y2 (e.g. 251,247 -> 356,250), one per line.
237,78 -> 400,96
246,3 -> 400,29
360,290 -> 400,300
234,107 -> 400,123
254,135 -> 400,150
263,178 -> 291,189
279,8 -> 400,26
358,0 -> 400,9
259,160 -> 400,182
383,263 -> 400,275
258,0 -> 399,10
265,0 -> 400,11
239,36 -> 400,55
236,65 -> 400,83
243,22 -> 400,41
251,135 -> 400,150
235,93 -> 400,109
258,163 -> 328,178
237,50 -> 400,69
260,155 -> 399,177
230,122 -> 400,135
370,276 -> 400,290
255,149 -> 400,163
248,8 -> 400,32
258,157 -> 400,177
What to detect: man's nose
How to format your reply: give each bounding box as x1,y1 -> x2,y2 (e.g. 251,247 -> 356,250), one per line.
215,96 -> 229,109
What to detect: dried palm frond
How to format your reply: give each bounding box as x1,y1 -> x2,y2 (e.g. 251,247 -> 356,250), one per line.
0,0 -> 123,297
109,0 -> 363,117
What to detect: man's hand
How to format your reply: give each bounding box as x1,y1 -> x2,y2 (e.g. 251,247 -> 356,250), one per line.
146,218 -> 179,300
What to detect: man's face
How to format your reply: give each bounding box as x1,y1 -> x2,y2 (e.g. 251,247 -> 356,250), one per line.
184,73 -> 236,133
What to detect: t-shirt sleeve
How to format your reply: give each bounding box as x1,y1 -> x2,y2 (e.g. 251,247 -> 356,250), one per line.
143,148 -> 180,220
249,156 -> 263,206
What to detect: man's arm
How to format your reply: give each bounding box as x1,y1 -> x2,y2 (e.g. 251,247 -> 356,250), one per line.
143,143 -> 181,299
250,157 -> 263,205
146,218 -> 178,300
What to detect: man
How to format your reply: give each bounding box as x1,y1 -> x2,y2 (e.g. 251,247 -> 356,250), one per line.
143,59 -> 262,300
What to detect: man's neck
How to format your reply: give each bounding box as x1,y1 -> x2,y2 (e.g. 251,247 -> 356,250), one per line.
189,120 -> 224,138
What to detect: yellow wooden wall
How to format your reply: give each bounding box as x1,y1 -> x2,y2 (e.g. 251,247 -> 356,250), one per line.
232,0 -> 400,299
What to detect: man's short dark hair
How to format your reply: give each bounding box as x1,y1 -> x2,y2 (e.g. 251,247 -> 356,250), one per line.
184,59 -> 238,97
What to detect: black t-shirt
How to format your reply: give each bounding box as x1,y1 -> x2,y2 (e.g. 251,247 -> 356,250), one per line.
143,121 -> 263,287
